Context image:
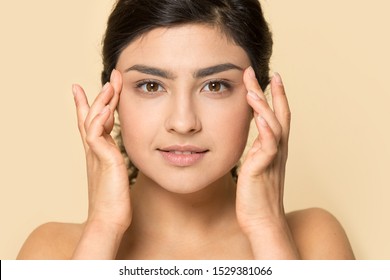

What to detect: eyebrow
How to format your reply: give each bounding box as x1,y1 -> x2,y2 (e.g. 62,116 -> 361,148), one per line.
124,63 -> 243,79
194,63 -> 243,78
125,64 -> 175,79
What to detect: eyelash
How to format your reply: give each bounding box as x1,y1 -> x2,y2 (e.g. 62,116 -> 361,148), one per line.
134,79 -> 232,95
135,79 -> 166,94
201,79 -> 231,94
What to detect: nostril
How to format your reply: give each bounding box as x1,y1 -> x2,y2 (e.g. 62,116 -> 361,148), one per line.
165,115 -> 202,135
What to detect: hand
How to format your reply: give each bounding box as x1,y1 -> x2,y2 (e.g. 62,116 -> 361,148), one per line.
72,70 -> 131,234
236,67 -> 297,259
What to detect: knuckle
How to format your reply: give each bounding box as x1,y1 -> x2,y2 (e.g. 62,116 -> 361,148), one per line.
270,146 -> 278,157
77,119 -> 85,133
265,144 -> 278,158
85,134 -> 96,148
84,116 -> 91,133
275,123 -> 283,140
84,122 -> 89,135
284,110 -> 292,122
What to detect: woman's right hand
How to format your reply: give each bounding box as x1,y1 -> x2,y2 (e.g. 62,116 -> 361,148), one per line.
72,70 -> 131,259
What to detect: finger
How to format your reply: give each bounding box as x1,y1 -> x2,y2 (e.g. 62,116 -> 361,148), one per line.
247,91 -> 282,143
84,82 -> 115,132
244,66 -> 283,142
243,66 -> 267,101
271,73 -> 291,144
72,84 -> 90,147
85,105 -> 116,160
108,69 -> 122,109
104,69 -> 123,133
249,116 -> 279,172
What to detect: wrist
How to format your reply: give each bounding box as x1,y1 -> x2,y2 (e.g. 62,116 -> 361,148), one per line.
84,218 -> 128,237
72,220 -> 127,259
243,218 -> 300,260
240,211 -> 287,236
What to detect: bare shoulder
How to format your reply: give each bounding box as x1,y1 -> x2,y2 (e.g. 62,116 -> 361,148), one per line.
17,222 -> 84,260
286,207 -> 355,259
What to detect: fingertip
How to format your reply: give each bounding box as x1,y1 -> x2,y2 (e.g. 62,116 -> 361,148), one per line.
72,84 -> 79,98
110,69 -> 116,81
243,66 -> 255,84
270,73 -> 287,100
110,69 -> 123,95
110,69 -> 122,84
243,66 -> 265,97
72,84 -> 84,108
73,84 -> 88,97
102,82 -> 111,93
258,116 -> 269,128
273,72 -> 284,87
109,70 -> 117,94
99,105 -> 111,116
246,66 -> 256,79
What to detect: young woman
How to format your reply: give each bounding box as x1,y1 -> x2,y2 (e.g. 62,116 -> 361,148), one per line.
17,0 -> 354,260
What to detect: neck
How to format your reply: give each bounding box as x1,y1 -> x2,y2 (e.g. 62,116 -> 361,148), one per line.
129,172 -> 237,238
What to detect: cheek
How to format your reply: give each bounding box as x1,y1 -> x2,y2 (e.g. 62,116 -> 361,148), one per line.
117,98 -> 138,137
117,92 -> 161,132
205,98 -> 252,156
117,97 -> 157,153
226,106 -> 252,150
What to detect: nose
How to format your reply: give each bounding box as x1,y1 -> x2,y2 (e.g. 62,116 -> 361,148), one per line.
164,94 -> 202,135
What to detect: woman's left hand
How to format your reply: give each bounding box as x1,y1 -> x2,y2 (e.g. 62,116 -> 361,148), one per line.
236,67 -> 298,259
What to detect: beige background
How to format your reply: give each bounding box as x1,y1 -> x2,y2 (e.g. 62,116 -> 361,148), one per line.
0,0 -> 389,259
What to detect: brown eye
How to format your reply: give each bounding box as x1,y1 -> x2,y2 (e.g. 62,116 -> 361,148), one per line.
146,82 -> 160,92
136,80 -> 165,93
202,80 -> 230,94
208,81 -> 222,92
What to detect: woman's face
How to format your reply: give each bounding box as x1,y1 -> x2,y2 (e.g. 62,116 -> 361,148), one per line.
116,24 -> 252,193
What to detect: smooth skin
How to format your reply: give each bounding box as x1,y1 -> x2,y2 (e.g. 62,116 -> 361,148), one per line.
17,25 -> 354,260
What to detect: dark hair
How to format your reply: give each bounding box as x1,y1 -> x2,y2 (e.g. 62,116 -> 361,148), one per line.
101,0 -> 273,183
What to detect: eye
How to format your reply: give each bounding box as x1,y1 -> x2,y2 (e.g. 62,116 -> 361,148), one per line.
202,80 -> 231,93
136,80 -> 165,93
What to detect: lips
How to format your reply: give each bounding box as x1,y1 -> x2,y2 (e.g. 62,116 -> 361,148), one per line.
170,151 -> 200,155
158,145 -> 208,167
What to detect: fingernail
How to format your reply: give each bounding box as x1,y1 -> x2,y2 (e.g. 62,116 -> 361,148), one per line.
100,105 -> 110,115
102,82 -> 110,92
247,66 -> 256,79
72,84 -> 78,98
248,90 -> 260,100
110,69 -> 117,83
273,72 -> 283,86
258,116 -> 268,127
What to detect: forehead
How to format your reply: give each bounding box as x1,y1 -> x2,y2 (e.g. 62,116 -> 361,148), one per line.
116,24 -> 250,71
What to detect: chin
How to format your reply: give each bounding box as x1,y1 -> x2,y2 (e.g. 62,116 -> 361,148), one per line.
157,175 -> 215,194
140,168 -> 231,195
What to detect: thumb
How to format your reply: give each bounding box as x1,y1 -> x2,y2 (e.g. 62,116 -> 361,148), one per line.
103,69 -> 122,134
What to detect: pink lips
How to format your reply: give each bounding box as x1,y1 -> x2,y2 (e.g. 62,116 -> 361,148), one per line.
158,145 -> 208,167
